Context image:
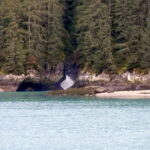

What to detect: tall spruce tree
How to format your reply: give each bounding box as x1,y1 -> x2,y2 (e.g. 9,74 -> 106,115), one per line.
75,0 -> 114,73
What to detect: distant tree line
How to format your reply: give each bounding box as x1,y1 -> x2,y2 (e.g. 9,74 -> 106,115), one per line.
0,0 -> 149,74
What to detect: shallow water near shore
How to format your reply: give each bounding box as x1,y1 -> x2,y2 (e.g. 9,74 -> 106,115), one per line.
0,92 -> 150,150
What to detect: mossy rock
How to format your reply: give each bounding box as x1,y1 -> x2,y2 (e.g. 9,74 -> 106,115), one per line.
48,87 -> 97,96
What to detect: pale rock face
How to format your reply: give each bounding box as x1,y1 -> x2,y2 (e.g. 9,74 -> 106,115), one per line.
122,72 -> 150,83
0,70 -> 39,82
78,72 -> 111,82
2,74 -> 26,81
78,71 -> 150,83
61,75 -> 75,90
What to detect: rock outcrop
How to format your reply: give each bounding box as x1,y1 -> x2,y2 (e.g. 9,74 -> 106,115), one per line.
78,72 -> 111,82
0,63 -> 77,92
0,68 -> 63,92
77,71 -> 150,93
121,72 -> 150,83
0,68 -> 150,92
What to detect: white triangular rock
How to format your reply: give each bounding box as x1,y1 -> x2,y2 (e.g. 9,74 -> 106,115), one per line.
60,75 -> 75,90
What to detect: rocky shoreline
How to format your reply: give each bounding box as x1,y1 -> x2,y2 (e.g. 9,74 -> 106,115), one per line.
0,69 -> 63,92
0,71 -> 150,96
75,71 -> 150,92
48,71 -> 150,99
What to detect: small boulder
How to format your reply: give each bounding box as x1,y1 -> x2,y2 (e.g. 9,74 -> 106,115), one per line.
0,88 -> 4,92
94,87 -> 107,94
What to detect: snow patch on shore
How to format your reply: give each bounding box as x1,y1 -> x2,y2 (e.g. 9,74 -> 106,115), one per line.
61,75 -> 75,90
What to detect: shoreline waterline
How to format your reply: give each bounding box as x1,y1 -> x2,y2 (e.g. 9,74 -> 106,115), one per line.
1,90 -> 150,100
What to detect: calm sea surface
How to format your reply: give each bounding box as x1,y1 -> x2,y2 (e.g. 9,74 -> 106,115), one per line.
0,92 -> 150,150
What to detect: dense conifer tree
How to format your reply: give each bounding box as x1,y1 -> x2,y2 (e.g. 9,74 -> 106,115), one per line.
75,0 -> 114,73
0,0 -> 149,74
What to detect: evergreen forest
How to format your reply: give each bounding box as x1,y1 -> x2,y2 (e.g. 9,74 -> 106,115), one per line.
0,0 -> 150,75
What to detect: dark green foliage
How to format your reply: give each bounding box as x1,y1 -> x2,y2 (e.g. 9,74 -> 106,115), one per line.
74,0 -> 150,73
0,0 -> 67,74
111,0 -> 150,71
0,0 -> 149,75
75,0 -> 114,73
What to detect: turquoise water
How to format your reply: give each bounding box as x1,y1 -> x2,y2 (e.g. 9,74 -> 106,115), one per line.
0,92 -> 150,150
